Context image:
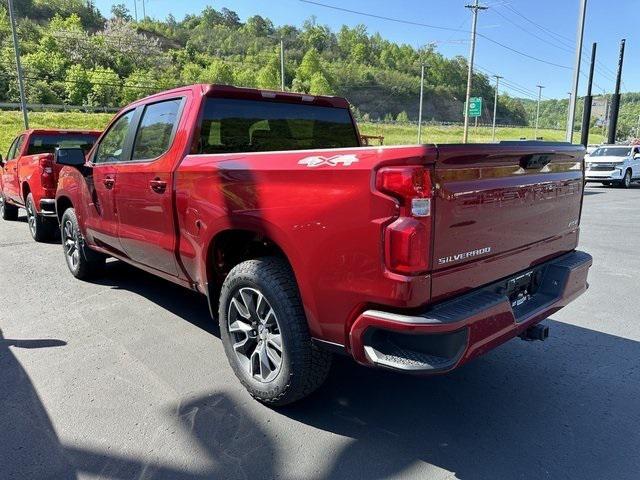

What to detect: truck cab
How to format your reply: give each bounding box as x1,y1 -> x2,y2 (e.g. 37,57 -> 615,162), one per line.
585,144 -> 640,188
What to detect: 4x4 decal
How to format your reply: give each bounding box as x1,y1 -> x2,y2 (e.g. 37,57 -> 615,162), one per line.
298,154 -> 359,167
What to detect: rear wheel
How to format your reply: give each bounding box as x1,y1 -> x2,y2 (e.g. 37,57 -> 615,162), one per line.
0,194 -> 19,221
219,257 -> 332,406
60,208 -> 105,280
26,193 -> 56,242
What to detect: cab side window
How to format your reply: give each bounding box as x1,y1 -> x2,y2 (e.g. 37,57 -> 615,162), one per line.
131,99 -> 182,161
94,111 -> 135,164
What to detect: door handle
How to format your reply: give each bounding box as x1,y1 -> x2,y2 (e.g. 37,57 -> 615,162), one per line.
150,178 -> 167,194
103,177 -> 115,189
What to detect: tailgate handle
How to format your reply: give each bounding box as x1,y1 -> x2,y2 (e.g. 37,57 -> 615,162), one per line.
520,154 -> 551,170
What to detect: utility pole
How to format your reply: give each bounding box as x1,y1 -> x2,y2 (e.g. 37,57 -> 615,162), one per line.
141,0 -> 146,20
535,85 -> 544,139
566,92 -> 572,134
607,39 -> 626,145
462,0 -> 487,143
7,0 -> 28,129
491,75 -> 502,141
636,115 -> 640,138
418,64 -> 425,144
133,0 -> 138,21
580,43 -> 597,147
567,0 -> 587,143
280,39 -> 285,91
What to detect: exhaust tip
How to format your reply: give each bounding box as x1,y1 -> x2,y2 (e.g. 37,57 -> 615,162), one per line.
520,323 -> 549,342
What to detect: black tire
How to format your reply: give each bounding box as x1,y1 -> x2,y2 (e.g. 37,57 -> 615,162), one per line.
0,194 -> 19,221
620,170 -> 632,189
219,257 -> 332,406
60,208 -> 106,280
26,193 -> 56,242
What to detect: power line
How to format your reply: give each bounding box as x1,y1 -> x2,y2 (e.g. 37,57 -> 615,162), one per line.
299,0 -> 572,70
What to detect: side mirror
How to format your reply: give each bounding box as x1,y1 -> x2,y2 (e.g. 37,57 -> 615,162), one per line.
55,147 -> 85,167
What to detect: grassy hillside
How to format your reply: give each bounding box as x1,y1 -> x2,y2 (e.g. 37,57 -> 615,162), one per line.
1,110 -> 572,155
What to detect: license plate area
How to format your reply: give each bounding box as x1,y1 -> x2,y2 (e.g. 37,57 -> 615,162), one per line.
495,269 -> 542,310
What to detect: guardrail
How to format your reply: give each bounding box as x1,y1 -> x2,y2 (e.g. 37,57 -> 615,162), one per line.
0,103 -> 120,113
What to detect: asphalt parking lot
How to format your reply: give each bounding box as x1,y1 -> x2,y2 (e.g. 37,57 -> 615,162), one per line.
1,183 -> 639,480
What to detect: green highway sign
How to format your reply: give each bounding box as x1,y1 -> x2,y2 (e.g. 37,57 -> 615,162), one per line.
466,97 -> 483,117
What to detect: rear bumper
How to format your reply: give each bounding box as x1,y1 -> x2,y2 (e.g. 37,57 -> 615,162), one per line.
349,250 -> 592,373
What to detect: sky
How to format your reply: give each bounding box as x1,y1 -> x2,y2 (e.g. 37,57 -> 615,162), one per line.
92,0 -> 639,101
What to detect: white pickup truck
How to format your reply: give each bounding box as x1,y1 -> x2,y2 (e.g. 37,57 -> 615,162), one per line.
585,145 -> 640,188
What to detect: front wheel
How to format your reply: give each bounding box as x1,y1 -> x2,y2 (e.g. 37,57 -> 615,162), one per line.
26,193 -> 56,242
219,257 -> 332,406
60,208 -> 106,280
620,170 -> 632,189
0,194 -> 19,221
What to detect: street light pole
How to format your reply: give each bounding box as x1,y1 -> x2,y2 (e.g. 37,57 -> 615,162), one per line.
535,84 -> 544,139
491,75 -> 502,141
7,0 -> 28,129
566,0 -> 588,143
462,0 -> 487,144
418,64 -> 425,144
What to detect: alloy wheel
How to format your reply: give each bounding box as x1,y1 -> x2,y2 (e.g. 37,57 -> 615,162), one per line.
227,287 -> 283,382
63,219 -> 80,270
26,200 -> 37,237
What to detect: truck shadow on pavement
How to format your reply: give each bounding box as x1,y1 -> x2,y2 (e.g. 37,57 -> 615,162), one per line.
94,259 -> 220,338
280,319 -> 640,479
3,261 -> 639,479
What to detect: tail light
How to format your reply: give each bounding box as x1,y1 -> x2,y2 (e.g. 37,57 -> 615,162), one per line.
376,166 -> 433,274
39,155 -> 55,189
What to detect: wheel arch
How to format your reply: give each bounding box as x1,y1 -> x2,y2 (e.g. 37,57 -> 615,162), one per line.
56,196 -> 74,222
21,181 -> 31,203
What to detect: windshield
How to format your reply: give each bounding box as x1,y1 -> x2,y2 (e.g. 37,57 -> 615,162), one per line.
198,97 -> 359,154
591,147 -> 631,157
27,133 -> 98,155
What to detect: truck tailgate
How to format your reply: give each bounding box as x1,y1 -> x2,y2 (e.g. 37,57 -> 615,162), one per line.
431,143 -> 585,302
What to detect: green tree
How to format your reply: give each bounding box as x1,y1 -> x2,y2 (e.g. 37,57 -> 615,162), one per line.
64,64 -> 91,105
199,59 -> 234,84
309,72 -> 332,95
27,80 -> 62,104
110,3 -> 132,21
87,67 -> 121,107
396,111 -> 409,123
256,54 -> 281,89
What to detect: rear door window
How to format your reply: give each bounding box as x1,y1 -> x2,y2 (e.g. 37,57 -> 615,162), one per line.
132,99 -> 182,161
198,97 -> 359,154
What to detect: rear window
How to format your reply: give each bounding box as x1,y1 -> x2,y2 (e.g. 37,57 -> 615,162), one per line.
198,97 -> 359,154
27,134 -> 98,155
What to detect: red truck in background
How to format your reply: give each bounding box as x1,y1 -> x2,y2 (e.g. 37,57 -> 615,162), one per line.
0,129 -> 100,241
54,84 -> 592,406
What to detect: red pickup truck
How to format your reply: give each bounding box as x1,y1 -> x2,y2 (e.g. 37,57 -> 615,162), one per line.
0,129 -> 100,241
54,84 -> 592,405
